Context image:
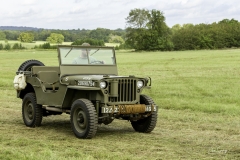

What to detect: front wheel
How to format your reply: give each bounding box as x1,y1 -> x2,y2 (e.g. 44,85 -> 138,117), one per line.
22,93 -> 43,127
131,95 -> 158,133
70,99 -> 98,139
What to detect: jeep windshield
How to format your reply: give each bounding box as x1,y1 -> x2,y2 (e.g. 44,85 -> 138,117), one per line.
58,46 -> 116,65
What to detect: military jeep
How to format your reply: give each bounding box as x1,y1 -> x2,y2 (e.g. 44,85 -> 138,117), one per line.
14,45 -> 158,139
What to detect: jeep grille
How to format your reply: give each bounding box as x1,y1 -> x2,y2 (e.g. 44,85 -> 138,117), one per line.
108,79 -> 137,102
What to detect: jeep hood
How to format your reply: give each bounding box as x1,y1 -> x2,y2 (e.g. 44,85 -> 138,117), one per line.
61,75 -> 143,83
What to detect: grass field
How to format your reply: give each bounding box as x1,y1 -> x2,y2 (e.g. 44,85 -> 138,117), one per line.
0,49 -> 240,159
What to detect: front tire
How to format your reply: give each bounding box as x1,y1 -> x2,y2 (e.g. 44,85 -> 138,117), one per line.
70,99 -> 98,139
131,95 -> 158,133
22,93 -> 43,127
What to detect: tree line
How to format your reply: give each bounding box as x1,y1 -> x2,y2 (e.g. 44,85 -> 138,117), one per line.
170,19 -> 240,50
124,9 -> 240,51
0,8 -> 240,51
0,28 -> 125,43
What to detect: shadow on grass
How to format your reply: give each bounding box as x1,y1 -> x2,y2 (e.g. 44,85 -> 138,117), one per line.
97,123 -> 135,138
39,117 -> 136,138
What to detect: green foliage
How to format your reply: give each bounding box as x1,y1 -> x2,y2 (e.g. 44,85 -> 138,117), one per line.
34,29 -> 51,41
89,28 -> 112,42
1,29 -> 126,43
17,32 -> 34,43
108,34 -> 124,43
218,18 -> 239,24
4,30 -> 20,40
125,9 -> 172,51
126,8 -> 150,28
171,24 -> 181,34
34,42 -> 57,49
41,42 -> 51,49
46,33 -> 64,44
0,31 -> 6,40
0,43 -> 25,50
4,43 -> 11,50
171,19 -> 240,50
12,43 -> 25,50
72,38 -> 105,46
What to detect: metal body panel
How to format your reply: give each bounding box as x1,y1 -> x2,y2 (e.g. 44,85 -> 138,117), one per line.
60,65 -> 118,77
26,77 -> 67,106
68,86 -> 101,90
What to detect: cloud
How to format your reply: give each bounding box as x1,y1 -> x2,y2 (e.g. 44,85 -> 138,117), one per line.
0,0 -> 239,29
74,0 -> 82,3
5,8 -> 38,19
22,0 -> 37,5
69,7 -> 87,14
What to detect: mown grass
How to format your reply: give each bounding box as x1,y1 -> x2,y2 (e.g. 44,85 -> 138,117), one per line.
0,49 -> 240,159
117,49 -> 240,115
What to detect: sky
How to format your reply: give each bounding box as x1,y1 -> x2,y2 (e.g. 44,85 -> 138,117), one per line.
0,0 -> 239,30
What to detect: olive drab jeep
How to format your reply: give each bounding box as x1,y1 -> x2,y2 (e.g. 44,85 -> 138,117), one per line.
14,45 -> 158,139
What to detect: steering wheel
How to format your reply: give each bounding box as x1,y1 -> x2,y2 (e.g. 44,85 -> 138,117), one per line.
90,61 -> 104,64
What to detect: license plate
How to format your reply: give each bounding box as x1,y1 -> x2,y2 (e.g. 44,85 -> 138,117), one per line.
101,104 -> 157,113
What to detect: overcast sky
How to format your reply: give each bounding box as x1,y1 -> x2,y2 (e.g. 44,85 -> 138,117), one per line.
0,0 -> 239,30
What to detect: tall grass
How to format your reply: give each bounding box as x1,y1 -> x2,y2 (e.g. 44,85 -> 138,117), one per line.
0,49 -> 240,159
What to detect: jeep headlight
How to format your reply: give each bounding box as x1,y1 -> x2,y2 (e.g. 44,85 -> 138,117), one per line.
100,81 -> 107,89
137,80 -> 144,88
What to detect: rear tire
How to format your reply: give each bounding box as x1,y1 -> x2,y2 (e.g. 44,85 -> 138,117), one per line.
131,95 -> 158,133
70,99 -> 98,139
18,59 -> 44,72
22,93 -> 43,127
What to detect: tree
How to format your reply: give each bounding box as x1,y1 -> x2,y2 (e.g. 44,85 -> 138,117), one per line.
170,18 -> 240,50
46,33 -> 64,44
71,38 -> 105,46
12,43 -> 25,50
108,34 -> 124,43
4,43 -> 11,50
89,28 -> 112,42
35,29 -> 51,41
171,24 -> 182,34
0,31 -> 6,40
218,18 -> 239,24
18,32 -> 34,43
125,9 -> 172,51
125,8 -> 150,28
4,31 -> 20,40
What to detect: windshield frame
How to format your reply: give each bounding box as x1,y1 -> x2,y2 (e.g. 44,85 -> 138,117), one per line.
57,45 -> 117,66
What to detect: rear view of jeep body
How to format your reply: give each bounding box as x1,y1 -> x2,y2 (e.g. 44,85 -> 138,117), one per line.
14,45 -> 158,139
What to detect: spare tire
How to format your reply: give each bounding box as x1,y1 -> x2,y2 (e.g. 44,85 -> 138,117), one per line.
18,60 -> 45,72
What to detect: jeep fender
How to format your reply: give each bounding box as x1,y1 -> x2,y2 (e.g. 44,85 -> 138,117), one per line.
61,86 -> 101,109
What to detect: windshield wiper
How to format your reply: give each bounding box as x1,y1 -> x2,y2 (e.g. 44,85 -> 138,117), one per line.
90,48 -> 100,56
65,47 -> 73,57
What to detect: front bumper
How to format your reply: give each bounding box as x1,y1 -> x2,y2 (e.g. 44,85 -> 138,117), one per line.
101,104 -> 157,114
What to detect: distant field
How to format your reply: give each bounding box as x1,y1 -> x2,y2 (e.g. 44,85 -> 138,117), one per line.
0,49 -> 240,159
0,41 -> 118,49
105,43 -> 119,47
0,40 -> 72,49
